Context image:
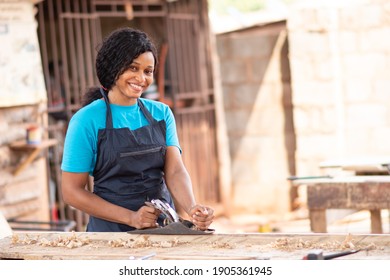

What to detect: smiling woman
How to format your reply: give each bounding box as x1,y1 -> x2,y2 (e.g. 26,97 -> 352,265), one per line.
60,27 -> 215,233
80,28 -> 158,107
110,51 -> 155,104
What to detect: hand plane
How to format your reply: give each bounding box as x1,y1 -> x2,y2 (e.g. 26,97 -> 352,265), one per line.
145,199 -> 181,225
128,199 -> 214,235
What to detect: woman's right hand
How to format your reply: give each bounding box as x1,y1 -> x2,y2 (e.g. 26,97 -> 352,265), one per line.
131,205 -> 160,229
188,204 -> 214,231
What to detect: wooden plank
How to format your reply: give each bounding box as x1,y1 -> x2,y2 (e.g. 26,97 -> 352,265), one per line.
370,210 -> 383,234
320,157 -> 390,173
33,158 -> 50,222
1,232 -> 390,260
0,200 -> 41,219
0,167 -> 37,187
306,182 -> 390,209
307,184 -> 349,209
9,139 -> 58,151
209,29 -> 233,216
0,159 -> 49,222
309,209 -> 327,233
0,176 -> 41,205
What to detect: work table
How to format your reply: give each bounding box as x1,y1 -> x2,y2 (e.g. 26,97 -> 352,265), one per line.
1,231 -> 390,260
291,176 -> 390,234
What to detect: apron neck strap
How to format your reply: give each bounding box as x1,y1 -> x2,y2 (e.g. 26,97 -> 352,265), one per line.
137,99 -> 157,125
100,88 -> 114,129
100,88 -> 156,128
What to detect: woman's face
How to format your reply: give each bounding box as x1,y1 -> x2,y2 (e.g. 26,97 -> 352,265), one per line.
110,51 -> 155,105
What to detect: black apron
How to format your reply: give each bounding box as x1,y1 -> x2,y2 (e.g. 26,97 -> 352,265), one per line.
86,90 -> 175,232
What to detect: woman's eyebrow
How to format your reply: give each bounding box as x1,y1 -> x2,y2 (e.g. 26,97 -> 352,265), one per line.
131,61 -> 154,68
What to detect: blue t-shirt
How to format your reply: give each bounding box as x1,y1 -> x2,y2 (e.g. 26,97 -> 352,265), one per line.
61,98 -> 180,174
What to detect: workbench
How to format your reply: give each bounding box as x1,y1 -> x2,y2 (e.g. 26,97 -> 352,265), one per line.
292,176 -> 390,234
1,231 -> 390,260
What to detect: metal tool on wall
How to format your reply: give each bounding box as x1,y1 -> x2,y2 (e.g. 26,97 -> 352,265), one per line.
287,175 -> 333,181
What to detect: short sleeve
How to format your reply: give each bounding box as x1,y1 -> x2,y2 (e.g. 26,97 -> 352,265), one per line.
61,112 -> 97,173
164,105 -> 181,153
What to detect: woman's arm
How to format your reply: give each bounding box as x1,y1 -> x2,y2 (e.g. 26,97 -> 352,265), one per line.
164,146 -> 214,230
61,171 -> 159,229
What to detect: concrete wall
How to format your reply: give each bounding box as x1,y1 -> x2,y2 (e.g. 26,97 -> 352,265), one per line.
288,0 -> 390,177
216,21 -> 295,215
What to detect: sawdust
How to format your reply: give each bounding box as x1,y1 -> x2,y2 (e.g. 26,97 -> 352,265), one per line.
268,234 -> 379,251
10,232 -> 381,255
208,241 -> 235,249
10,233 -> 234,250
108,235 -> 188,248
11,233 -> 189,249
11,231 -> 90,249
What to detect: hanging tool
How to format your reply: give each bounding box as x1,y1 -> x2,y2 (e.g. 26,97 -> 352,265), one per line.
287,175 -> 333,181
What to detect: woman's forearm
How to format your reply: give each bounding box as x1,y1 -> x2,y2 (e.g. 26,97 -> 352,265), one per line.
61,171 -> 134,226
64,187 -> 134,226
165,168 -> 197,215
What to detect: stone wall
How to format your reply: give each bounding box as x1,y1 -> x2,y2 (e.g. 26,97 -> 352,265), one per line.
216,21 -> 295,215
0,0 -> 50,224
0,0 -> 46,107
0,105 -> 49,222
287,0 -> 390,177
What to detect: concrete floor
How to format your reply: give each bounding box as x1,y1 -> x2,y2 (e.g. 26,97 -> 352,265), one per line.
212,209 -> 390,234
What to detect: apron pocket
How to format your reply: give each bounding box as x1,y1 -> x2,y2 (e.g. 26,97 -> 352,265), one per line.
119,146 -> 164,157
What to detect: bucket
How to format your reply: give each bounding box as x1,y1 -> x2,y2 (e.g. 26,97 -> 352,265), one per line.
26,124 -> 42,144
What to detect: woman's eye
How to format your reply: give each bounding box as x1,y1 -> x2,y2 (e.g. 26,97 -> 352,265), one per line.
145,69 -> 154,75
129,66 -> 137,71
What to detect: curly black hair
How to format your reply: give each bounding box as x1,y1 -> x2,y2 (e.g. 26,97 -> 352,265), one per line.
82,27 -> 158,106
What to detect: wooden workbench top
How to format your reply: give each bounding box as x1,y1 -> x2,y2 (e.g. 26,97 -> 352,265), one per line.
1,231 -> 390,260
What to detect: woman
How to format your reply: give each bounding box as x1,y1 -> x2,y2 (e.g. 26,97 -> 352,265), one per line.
61,27 -> 214,232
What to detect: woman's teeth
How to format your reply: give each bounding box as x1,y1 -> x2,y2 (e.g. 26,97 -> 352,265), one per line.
129,83 -> 142,90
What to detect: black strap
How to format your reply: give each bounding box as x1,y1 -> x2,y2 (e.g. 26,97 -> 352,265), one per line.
100,88 -> 113,129
138,98 -> 157,125
101,88 -> 157,128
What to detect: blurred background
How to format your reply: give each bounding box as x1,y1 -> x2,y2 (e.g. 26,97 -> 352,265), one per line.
1,0 -> 390,235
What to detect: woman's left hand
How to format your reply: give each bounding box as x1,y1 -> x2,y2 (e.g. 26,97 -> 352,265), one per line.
188,205 -> 214,231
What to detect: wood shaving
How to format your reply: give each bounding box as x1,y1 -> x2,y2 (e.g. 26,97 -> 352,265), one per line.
11,231 -> 90,249
108,236 -> 188,248
209,242 -> 235,249
268,234 -> 378,251
11,233 -> 38,245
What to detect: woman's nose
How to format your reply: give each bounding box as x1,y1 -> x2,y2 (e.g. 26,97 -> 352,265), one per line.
134,71 -> 145,82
